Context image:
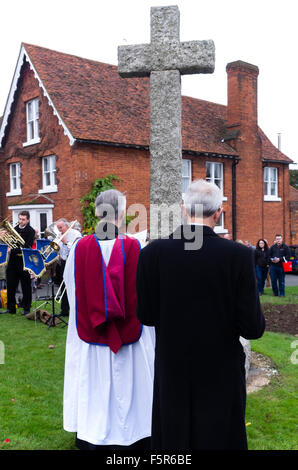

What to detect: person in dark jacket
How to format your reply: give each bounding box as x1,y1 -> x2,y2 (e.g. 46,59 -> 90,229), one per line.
269,234 -> 291,297
136,179 -> 265,451
0,211 -> 35,315
255,239 -> 270,295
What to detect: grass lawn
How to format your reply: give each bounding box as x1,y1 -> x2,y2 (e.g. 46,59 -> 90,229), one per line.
0,295 -> 297,450
260,284 -> 298,305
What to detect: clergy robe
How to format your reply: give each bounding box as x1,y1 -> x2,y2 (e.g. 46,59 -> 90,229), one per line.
136,225 -> 265,451
63,229 -> 155,447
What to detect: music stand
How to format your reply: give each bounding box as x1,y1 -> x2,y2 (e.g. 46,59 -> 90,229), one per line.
45,265 -> 68,329
33,262 -> 68,329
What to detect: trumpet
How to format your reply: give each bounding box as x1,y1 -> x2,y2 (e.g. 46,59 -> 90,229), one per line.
0,218 -> 25,248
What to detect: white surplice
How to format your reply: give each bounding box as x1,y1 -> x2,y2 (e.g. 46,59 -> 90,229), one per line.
63,238 -> 155,446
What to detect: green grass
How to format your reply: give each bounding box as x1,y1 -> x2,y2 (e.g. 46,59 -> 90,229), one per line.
0,302 -> 76,450
260,285 -> 298,304
0,301 -> 297,450
246,332 -> 298,450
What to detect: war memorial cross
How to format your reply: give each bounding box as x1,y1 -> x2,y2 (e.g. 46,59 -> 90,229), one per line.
118,5 -> 215,235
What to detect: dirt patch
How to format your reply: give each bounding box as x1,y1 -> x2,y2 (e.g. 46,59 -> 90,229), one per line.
262,303 -> 298,336
247,351 -> 278,394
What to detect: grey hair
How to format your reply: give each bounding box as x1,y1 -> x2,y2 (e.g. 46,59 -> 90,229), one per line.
183,179 -> 222,218
95,189 -> 126,222
56,218 -> 70,227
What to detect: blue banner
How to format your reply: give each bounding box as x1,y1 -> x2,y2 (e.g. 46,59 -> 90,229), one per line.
22,248 -> 46,278
0,244 -> 9,266
36,239 -> 59,266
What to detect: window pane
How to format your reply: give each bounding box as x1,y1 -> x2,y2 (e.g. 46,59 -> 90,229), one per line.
206,162 -> 211,179
45,173 -> 51,186
270,168 -> 277,182
271,182 -> 276,195
214,163 -> 222,179
28,122 -> 34,140
40,213 -> 47,233
264,167 -> 269,181
43,158 -> 49,172
27,102 -> 33,121
182,177 -> 190,193
214,179 -> 222,189
51,156 -> 56,170
11,164 -> 16,177
182,159 -> 189,177
264,182 -> 268,195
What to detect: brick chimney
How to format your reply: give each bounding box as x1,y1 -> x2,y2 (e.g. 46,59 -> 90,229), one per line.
226,60 -> 259,132
226,60 -> 263,242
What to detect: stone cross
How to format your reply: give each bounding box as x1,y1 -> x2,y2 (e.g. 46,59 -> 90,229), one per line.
118,5 -> 215,236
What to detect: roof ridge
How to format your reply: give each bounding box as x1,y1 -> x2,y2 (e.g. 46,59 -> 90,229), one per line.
22,42 -> 117,69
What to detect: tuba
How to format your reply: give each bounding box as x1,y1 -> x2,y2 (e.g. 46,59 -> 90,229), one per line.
0,218 -> 25,248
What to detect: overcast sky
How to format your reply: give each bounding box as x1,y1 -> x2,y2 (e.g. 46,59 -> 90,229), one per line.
1,0 -> 297,166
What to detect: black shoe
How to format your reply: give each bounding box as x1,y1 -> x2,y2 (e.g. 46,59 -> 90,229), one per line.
0,309 -> 16,314
22,310 -> 30,316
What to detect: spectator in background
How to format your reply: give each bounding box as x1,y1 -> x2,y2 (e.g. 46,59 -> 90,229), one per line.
255,239 -> 270,295
269,234 -> 291,297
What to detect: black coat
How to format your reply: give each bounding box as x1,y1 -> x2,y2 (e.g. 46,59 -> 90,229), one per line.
136,225 -> 265,451
255,248 -> 270,268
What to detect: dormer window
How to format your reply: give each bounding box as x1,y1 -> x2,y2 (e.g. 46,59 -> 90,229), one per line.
23,98 -> 40,147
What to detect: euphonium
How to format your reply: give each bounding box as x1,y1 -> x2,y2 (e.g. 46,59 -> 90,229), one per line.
0,218 -> 25,248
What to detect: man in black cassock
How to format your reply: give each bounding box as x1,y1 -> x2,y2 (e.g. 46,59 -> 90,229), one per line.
136,179 -> 265,450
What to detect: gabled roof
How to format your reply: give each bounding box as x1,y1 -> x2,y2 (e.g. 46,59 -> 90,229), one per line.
0,43 -> 293,164
259,128 -> 292,164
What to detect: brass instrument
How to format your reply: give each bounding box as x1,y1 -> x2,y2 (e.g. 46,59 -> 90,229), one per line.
43,220 -> 78,257
0,218 -> 25,248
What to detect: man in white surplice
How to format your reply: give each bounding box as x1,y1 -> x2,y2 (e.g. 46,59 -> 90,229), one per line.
63,189 -> 155,450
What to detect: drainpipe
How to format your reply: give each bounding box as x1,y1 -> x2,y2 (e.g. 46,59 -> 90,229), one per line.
232,158 -> 239,241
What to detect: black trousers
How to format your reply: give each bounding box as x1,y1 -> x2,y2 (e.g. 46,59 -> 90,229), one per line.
6,256 -> 32,312
60,259 -> 69,316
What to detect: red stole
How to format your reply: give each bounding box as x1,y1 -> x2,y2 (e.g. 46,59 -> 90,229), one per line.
74,233 -> 142,353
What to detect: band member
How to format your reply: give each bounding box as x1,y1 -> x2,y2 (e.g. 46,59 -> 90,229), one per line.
55,218 -> 82,316
0,211 -> 35,315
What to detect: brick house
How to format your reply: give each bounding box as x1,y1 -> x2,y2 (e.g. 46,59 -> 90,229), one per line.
0,43 -> 294,245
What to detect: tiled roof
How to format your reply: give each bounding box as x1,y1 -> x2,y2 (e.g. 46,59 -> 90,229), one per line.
13,44 -> 290,163
23,43 -> 236,156
258,128 -> 292,163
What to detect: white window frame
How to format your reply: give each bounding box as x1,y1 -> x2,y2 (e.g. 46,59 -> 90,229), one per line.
6,162 -> 22,196
264,167 -> 281,201
23,98 -> 40,147
38,155 -> 57,194
214,211 -> 228,234
182,159 -> 192,196
206,162 -> 227,201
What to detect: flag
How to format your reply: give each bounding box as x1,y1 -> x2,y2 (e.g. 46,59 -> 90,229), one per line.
0,244 -> 9,266
22,248 -> 46,278
36,239 -> 59,265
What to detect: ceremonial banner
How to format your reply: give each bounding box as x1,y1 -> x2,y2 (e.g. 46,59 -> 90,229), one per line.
36,239 -> 59,265
22,248 -> 46,278
0,244 -> 9,266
